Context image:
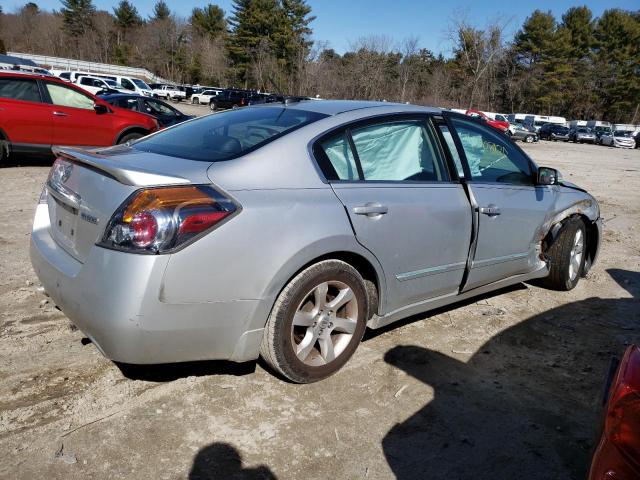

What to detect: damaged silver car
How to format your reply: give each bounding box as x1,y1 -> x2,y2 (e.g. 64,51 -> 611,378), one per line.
30,101 -> 602,383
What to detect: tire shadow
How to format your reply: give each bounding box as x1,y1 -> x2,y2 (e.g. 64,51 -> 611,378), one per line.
382,268 -> 639,479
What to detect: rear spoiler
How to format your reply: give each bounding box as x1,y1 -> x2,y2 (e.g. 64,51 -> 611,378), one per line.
52,146 -> 190,187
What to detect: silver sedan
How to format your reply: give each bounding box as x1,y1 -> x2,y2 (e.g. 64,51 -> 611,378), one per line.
31,101 -> 602,383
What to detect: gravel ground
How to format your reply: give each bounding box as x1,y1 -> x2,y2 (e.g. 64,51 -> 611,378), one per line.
0,124 -> 639,479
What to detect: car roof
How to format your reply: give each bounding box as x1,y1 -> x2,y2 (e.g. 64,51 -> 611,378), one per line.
0,71 -> 56,80
255,99 -> 442,116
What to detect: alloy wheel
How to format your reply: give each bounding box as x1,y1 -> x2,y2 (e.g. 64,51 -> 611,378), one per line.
568,229 -> 584,281
291,280 -> 358,366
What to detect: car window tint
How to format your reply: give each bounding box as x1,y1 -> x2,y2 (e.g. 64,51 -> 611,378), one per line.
319,132 -> 359,181
351,120 -> 449,182
450,117 -> 532,185
46,83 -> 94,110
116,98 -> 139,111
145,99 -> 175,116
0,78 -> 41,102
121,78 -> 135,90
438,125 -> 465,178
133,106 -> 327,162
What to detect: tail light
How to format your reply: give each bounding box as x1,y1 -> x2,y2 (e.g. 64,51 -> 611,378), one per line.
604,345 -> 640,471
98,185 -> 238,254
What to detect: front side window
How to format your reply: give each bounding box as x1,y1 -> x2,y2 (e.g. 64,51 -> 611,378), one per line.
0,78 -> 41,102
144,99 -> 175,116
45,83 -> 94,110
132,79 -> 150,90
115,97 -> 139,111
133,106 -> 326,162
351,120 -> 449,182
121,78 -> 135,90
450,117 -> 532,185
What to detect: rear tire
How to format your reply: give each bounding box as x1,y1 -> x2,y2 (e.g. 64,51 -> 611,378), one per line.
209,101 -> 217,111
540,217 -> 586,291
192,98 -> 199,105
260,260 -> 368,383
525,135 -> 534,143
117,132 -> 144,145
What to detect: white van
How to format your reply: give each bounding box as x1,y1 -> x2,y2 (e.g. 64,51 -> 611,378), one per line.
76,76 -> 128,95
111,75 -> 153,96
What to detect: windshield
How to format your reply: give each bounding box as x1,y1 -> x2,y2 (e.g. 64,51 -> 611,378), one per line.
132,78 -> 151,90
133,106 -> 327,162
614,131 -> 633,137
105,80 -> 118,87
577,128 -> 591,133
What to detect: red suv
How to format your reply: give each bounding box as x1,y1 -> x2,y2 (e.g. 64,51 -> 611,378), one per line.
0,72 -> 158,162
465,109 -> 509,133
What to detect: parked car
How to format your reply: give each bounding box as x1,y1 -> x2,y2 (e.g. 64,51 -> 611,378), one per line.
508,123 -> 538,143
76,75 -> 128,96
594,126 -> 613,144
100,93 -> 194,128
101,93 -> 195,128
465,109 -> 509,133
600,130 -> 636,149
152,85 -> 186,102
539,124 -> 570,141
634,131 -> 640,149
191,89 -> 222,105
209,89 -> 258,110
588,344 -> 640,480
0,72 -> 158,161
30,102 -> 602,383
569,127 -> 596,143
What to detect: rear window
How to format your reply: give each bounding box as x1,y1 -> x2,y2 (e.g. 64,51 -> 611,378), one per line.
132,106 -> 327,161
0,78 -> 41,102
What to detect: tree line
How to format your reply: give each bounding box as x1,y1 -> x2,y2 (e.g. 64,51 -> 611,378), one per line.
0,1 -> 638,123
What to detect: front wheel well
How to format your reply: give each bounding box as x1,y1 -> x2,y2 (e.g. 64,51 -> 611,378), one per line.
542,213 -> 597,276
115,127 -> 150,145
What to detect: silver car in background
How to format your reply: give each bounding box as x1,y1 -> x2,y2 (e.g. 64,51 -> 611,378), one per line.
600,130 -> 636,148
31,101 -> 602,383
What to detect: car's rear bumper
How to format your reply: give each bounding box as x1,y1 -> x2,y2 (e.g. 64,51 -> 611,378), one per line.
30,204 -> 267,364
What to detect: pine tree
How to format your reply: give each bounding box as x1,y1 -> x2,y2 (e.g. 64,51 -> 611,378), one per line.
152,0 -> 171,22
113,0 -> 143,30
190,4 -> 226,38
593,9 -> 640,122
60,0 -> 96,38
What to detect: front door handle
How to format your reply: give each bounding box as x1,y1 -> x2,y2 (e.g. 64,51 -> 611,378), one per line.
478,205 -> 501,216
53,111 -> 68,117
353,203 -> 388,217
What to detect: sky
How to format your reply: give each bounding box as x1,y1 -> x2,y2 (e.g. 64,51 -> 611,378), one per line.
6,0 -> 640,55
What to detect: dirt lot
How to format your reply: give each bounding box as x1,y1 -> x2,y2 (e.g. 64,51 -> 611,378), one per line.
1,130 -> 639,479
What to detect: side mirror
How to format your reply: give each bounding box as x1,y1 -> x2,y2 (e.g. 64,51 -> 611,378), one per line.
537,166 -> 559,185
94,103 -> 108,114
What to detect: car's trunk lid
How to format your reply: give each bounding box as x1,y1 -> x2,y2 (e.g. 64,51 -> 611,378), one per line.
46,146 -> 212,263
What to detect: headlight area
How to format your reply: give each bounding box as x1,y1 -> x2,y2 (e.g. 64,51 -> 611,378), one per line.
97,185 -> 239,254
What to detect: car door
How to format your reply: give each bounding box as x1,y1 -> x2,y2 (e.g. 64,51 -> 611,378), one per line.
0,77 -> 52,147
43,81 -> 114,147
141,98 -> 179,127
444,113 -> 555,290
314,115 -> 472,313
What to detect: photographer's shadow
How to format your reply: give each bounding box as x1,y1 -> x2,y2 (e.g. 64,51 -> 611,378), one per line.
382,268 -> 639,480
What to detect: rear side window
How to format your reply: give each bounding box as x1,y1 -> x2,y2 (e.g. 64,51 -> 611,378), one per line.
59,72 -> 71,80
351,120 -> 449,182
45,83 -> 94,110
0,78 -> 41,102
132,106 -> 327,162
319,132 -> 359,181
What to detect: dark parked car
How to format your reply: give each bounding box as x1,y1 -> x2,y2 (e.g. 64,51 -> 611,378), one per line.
100,93 -> 194,128
209,89 -> 261,111
539,124 -> 570,141
569,127 -> 596,143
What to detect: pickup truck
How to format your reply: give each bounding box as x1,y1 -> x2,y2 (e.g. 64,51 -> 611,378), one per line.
152,85 -> 186,102
191,89 -> 222,105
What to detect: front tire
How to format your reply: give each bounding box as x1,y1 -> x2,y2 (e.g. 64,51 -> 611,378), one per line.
260,260 -> 368,383
209,101 -> 217,111
525,135 -> 534,143
117,132 -> 144,145
540,217 -> 586,291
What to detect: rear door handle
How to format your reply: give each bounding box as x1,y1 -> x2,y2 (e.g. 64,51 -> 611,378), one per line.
53,111 -> 68,117
353,203 -> 388,217
478,205 -> 501,216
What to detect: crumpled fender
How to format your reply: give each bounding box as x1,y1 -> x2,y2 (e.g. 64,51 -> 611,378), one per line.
539,190 -> 601,274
